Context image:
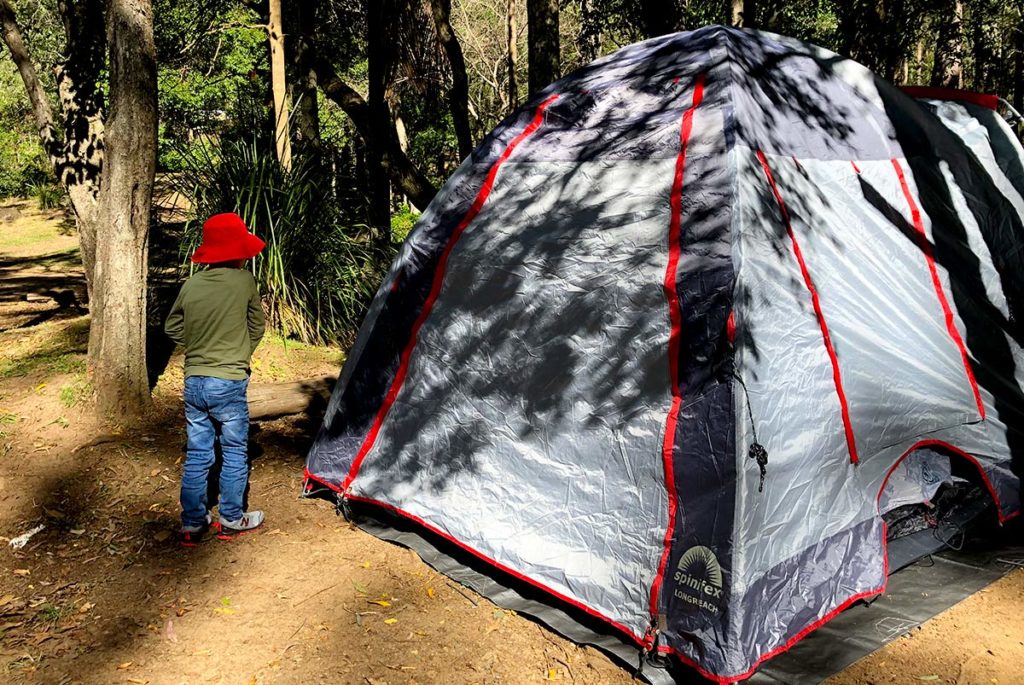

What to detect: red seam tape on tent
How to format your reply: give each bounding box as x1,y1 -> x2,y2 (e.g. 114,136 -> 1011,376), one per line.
648,73 -> 706,628
756,150 -> 859,464
899,86 -> 999,110
346,494 -> 649,647
891,158 -> 986,421
653,436 -> 1019,684
338,93 -> 561,494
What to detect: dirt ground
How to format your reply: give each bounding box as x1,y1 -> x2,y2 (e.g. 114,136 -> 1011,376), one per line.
0,201 -> 1021,685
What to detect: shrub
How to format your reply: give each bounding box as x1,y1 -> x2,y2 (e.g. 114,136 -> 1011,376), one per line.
169,134 -> 393,345
30,182 -> 65,210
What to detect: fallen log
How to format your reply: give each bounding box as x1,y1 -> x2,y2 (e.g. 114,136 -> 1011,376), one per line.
248,375 -> 336,421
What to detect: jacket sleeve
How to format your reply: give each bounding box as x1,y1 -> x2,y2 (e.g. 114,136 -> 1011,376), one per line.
164,285 -> 186,347
247,277 -> 266,354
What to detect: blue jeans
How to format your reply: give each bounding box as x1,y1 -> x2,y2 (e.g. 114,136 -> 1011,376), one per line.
181,376 -> 250,527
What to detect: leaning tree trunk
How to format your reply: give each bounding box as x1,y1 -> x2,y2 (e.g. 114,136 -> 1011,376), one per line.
527,0 -> 559,96
93,0 -> 157,417
429,0 -> 473,159
931,0 -> 964,89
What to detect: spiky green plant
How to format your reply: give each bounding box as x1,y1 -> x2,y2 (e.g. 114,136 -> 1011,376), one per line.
169,134 -> 392,345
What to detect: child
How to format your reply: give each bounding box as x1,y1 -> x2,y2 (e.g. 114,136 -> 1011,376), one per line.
165,212 -> 267,544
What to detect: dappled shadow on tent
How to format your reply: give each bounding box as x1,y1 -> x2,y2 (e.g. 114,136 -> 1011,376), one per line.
306,26 -> 1024,682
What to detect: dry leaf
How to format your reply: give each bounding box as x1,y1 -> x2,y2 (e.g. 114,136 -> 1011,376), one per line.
13,569 -> 30,577
117,662 -> 132,670
127,679 -> 148,684
426,587 -> 435,599
361,561 -> 370,569
383,618 -> 398,625
79,602 -> 95,614
164,619 -> 177,643
213,607 -> 235,616
368,600 -> 391,608
352,581 -> 369,594
545,668 -> 558,680
153,530 -> 171,542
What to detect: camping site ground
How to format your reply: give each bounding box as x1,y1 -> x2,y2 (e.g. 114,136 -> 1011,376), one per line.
0,201 -> 1021,684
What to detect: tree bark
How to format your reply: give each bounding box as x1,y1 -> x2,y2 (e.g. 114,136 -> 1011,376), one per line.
931,0 -> 964,89
730,0 -> 755,28
93,0 -> 157,417
507,0 -> 519,109
1,0 -> 104,304
248,375 -> 334,420
1015,16 -> 1024,115
428,0 -> 473,159
638,0 -> 681,38
289,1 -> 320,154
366,0 -> 392,240
268,0 -> 292,170
315,57 -> 438,210
527,0 -> 559,95
578,0 -> 601,63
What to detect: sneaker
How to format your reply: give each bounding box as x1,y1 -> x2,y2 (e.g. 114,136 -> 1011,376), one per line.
217,511 -> 264,539
179,512 -> 217,547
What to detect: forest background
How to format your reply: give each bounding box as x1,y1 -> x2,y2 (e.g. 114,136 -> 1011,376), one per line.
0,0 -> 1017,416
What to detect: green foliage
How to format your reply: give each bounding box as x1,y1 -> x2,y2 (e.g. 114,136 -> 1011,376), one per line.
30,182 -> 65,210
170,116 -> 393,344
390,204 -> 420,243
59,376 -> 93,408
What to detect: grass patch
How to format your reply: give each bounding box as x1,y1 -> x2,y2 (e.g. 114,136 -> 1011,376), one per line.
0,316 -> 88,380
59,376 -> 92,408
0,410 -> 17,438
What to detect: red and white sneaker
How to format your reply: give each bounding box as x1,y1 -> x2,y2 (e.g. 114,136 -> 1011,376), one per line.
217,511 -> 264,540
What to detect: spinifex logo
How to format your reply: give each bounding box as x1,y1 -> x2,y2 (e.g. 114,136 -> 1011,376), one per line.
672,545 -> 723,615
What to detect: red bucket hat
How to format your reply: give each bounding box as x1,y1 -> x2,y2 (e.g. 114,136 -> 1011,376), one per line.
190,212 -> 266,264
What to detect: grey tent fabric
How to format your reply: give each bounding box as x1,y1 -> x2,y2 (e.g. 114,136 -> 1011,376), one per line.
305,26 -> 1024,682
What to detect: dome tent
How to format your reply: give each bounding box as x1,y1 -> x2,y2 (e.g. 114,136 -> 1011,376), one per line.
304,26 -> 1024,683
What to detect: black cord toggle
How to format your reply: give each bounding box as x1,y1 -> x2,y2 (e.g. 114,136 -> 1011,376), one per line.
748,442 -> 768,493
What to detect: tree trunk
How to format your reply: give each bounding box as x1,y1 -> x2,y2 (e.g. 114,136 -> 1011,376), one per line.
578,0 -> 601,63
268,0 -> 292,170
730,0 -> 755,28
315,57 -> 437,210
428,0 -> 473,159
527,0 -> 559,95
93,0 -> 157,417
931,0 -> 964,89
289,1 -> 320,154
366,0 -> 392,240
1015,16 -> 1024,115
507,0 -> 519,109
248,375 -> 334,420
638,0 -> 681,38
